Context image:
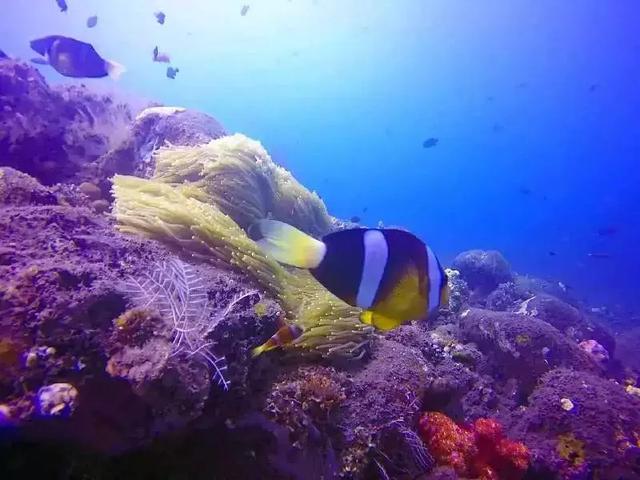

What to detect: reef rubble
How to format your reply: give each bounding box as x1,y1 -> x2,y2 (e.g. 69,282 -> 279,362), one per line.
1,59 -> 639,480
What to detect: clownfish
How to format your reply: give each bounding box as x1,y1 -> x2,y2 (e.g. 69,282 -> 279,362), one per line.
251,322 -> 304,357
254,220 -> 449,331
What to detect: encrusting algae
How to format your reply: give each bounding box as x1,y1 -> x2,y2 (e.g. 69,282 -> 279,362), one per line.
111,134 -> 372,359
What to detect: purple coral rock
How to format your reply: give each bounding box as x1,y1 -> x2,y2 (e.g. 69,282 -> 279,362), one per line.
459,308 -> 599,395
98,106 -> 227,180
452,249 -> 513,295
506,368 -> 640,478
616,326 -> 640,373
36,383 -> 78,417
519,294 -> 615,355
0,60 -> 132,186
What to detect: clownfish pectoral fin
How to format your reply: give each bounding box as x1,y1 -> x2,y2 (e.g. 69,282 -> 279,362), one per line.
254,220 -> 326,269
359,310 -> 401,331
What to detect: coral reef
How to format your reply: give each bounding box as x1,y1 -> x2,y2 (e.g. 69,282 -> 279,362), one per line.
418,411 -> 529,480
452,249 -> 513,295
506,368 -> 640,479
615,326 -> 640,374
264,365 -> 346,449
517,293 -> 615,355
111,173 -> 371,360
2,61 -> 637,480
485,281 -> 526,311
151,133 -> 332,236
98,106 -> 227,180
0,167 -> 59,206
0,170 -> 277,451
338,338 -> 429,478
444,268 -> 470,313
0,60 -> 132,186
459,308 -> 599,397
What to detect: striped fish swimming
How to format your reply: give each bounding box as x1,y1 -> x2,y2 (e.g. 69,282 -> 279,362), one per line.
255,220 -> 449,331
251,323 -> 304,357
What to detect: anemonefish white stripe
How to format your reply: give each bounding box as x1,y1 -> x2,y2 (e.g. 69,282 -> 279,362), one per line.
426,245 -> 442,314
356,230 -> 389,308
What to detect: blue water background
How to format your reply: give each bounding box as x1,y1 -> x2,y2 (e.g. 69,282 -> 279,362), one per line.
2,0 -> 639,313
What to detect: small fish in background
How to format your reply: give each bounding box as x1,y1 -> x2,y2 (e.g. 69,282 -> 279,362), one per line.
254,219 -> 449,331
154,11 -> 166,25
597,225 -> 618,237
422,137 -> 439,149
548,251 -> 557,256
588,83 -> 599,93
518,186 -> 532,195
558,281 -> 570,292
152,46 -> 171,63
492,123 -> 504,133
587,252 -> 611,259
30,35 -> 126,79
241,5 -> 250,16
55,0 -> 68,13
251,322 -> 304,357
0,49 -> 8,59
350,216 -> 361,223
30,57 -> 49,65
86,15 -> 98,28
363,207 -> 368,213
166,66 -> 179,79
516,81 -> 528,89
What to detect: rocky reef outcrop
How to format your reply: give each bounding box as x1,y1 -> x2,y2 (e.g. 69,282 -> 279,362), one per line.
0,59 -> 132,187
98,106 -> 228,182
452,249 -> 513,297
1,60 -> 639,480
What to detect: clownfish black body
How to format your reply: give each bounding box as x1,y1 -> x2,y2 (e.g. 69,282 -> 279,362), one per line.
255,220 -> 449,331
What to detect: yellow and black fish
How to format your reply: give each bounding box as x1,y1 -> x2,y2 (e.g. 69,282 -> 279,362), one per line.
255,220 -> 449,331
252,322 -> 304,357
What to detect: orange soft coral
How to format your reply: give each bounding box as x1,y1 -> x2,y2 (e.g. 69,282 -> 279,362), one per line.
418,412 -> 477,476
418,412 -> 530,480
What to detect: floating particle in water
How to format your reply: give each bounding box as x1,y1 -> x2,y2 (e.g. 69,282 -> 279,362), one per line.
241,5 -> 250,16
87,15 -> 98,28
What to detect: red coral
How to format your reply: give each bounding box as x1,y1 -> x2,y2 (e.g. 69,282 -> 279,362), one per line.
419,412 -> 530,480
